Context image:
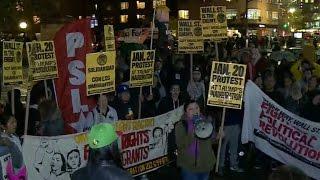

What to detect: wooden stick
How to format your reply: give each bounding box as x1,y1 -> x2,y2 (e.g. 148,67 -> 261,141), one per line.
24,90 -> 31,135
149,7 -> 156,96
44,80 -> 49,99
215,107 -> 226,173
215,42 -> 219,61
190,54 -> 193,81
52,79 -> 59,108
138,87 -> 143,119
11,88 -> 15,115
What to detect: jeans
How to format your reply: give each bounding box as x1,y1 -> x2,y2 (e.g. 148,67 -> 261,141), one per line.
219,124 -> 241,168
181,169 -> 210,180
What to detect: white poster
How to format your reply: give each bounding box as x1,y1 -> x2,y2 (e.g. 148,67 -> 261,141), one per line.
22,133 -> 89,180
242,81 -> 320,180
0,154 -> 11,180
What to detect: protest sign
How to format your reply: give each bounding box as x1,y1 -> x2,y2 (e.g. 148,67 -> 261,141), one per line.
242,81 -> 320,180
178,20 -> 204,53
118,28 -> 159,43
130,50 -> 155,88
115,106 -> 183,176
23,133 -> 89,180
104,25 -> 116,51
26,41 -> 58,81
207,61 -> 246,109
2,41 -> 23,85
200,6 -> 227,40
86,52 -> 116,96
54,18 -> 96,133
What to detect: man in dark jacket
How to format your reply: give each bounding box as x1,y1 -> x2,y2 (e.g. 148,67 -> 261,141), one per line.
157,83 -> 185,115
114,85 -> 137,120
72,123 -> 133,180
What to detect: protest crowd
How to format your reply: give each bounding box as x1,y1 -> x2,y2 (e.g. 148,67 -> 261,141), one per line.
0,7 -> 320,180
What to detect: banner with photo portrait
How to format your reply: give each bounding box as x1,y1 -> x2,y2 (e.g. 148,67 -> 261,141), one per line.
130,50 -> 155,88
200,6 -> 227,40
22,133 -> 89,180
2,41 -> 24,85
26,41 -> 58,81
115,106 -> 184,176
86,52 -> 116,96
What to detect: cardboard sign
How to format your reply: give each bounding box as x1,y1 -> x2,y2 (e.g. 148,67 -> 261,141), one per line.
207,62 -> 246,109
200,6 -> 227,40
178,20 -> 204,53
26,41 -> 58,81
2,41 -> 23,85
130,50 -> 155,88
86,52 -> 116,96
104,25 -> 116,51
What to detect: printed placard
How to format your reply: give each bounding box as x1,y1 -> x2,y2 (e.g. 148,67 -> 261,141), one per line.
104,25 -> 116,51
2,41 -> 23,85
130,50 -> 155,88
86,52 -> 116,96
178,20 -> 204,53
26,41 -> 58,81
207,62 -> 247,109
200,6 -> 227,40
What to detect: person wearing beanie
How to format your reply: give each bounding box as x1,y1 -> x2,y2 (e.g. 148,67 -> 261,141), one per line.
71,123 -> 133,180
187,66 -> 206,107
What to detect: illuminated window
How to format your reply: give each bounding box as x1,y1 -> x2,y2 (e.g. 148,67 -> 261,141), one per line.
247,9 -> 261,20
137,14 -> 146,19
178,10 -> 189,19
305,0 -> 308,2
226,9 -> 237,19
137,1 -> 145,9
272,12 -> 279,19
121,2 -> 129,10
120,15 -> 128,23
226,0 -> 231,2
266,11 -> 272,19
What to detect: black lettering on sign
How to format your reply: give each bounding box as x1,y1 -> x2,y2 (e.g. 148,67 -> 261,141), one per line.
146,51 -> 154,61
212,63 -> 230,75
232,65 -> 245,77
44,42 -> 54,51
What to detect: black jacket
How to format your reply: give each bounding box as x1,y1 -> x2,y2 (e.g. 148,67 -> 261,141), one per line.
71,161 -> 133,180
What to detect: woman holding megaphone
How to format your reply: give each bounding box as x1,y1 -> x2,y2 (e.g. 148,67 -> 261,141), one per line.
175,99 -> 223,180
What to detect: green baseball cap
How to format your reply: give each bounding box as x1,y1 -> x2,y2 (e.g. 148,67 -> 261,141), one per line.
88,123 -> 118,149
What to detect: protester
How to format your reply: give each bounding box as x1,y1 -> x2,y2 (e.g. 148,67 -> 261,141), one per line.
114,85 -> 137,120
38,100 -> 64,136
166,59 -> 189,94
301,91 -> 320,123
218,109 -> 244,176
158,83 -> 185,115
28,83 -> 46,135
175,100 -> 222,180
240,50 -> 256,81
141,86 -> 159,118
71,123 -> 133,180
92,94 -> 118,124
187,66 -> 205,107
0,115 -> 24,170
263,71 -> 284,106
5,89 -> 25,136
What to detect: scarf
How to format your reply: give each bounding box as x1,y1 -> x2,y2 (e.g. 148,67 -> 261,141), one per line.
186,116 -> 199,158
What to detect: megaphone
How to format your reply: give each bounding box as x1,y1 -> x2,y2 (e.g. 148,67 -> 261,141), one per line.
192,114 -> 214,139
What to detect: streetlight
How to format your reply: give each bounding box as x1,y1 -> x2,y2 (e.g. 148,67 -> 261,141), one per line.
288,8 -> 296,14
19,21 -> 28,29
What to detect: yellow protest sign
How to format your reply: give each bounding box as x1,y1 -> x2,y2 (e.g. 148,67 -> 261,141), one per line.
26,41 -> 58,81
200,6 -> 227,41
86,52 -> 116,96
130,50 -> 155,87
207,62 -> 247,109
104,25 -> 115,51
178,20 -> 204,53
2,41 -> 23,85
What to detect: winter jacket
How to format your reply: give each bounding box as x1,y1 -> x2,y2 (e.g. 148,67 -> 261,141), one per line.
175,115 -> 216,173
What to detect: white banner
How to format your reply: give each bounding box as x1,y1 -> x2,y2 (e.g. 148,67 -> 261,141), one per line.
116,106 -> 183,176
242,81 -> 320,180
22,107 -> 183,178
22,133 -> 89,180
